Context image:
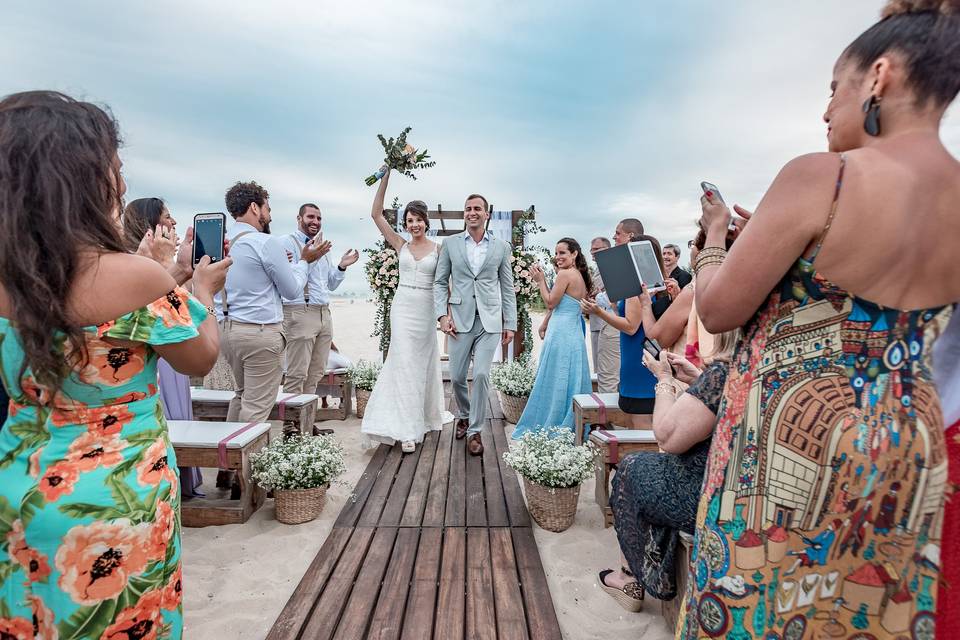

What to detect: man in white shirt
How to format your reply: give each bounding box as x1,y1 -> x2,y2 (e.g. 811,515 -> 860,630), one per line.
281,203 -> 359,396
587,236 -> 612,368
219,181 -> 326,423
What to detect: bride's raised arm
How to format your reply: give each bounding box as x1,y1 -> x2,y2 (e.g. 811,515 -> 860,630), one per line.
371,168 -> 405,252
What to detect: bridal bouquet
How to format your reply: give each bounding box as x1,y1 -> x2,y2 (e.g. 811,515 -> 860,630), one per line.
364,127 -> 436,185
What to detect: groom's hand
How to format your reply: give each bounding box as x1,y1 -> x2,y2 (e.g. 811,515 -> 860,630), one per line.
501,330 -> 515,345
441,315 -> 457,338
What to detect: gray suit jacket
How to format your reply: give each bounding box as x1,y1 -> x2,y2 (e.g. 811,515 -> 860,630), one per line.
433,232 -> 518,334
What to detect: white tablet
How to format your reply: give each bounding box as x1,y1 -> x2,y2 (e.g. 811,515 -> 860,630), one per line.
628,240 -> 666,293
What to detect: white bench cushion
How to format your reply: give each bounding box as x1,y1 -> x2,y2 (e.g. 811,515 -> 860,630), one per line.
169,420 -> 270,448
191,388 -> 319,406
590,429 -> 658,444
573,393 -> 619,410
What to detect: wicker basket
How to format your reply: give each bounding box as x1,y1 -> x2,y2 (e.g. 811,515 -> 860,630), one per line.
498,392 -> 528,424
274,485 -> 328,525
523,478 -> 580,532
355,388 -> 372,418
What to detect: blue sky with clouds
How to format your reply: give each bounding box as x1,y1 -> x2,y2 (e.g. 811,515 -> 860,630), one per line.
4,1 -> 958,293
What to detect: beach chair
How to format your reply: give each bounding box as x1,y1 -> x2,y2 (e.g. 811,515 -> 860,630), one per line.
589,428 -> 660,528
169,419 -> 271,526
190,388 -> 319,434
313,368 -> 353,421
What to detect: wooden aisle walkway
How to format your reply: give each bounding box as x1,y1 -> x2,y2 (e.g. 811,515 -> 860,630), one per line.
266,393 -> 563,640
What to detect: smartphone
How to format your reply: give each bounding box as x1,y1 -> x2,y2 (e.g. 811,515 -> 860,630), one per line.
700,181 -> 725,204
192,212 -> 226,265
643,337 -> 662,360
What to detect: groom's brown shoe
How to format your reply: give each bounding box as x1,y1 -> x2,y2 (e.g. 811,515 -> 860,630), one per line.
468,433 -> 484,456
455,419 -> 469,440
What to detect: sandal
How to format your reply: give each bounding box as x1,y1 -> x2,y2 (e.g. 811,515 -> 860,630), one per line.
599,569 -> 644,612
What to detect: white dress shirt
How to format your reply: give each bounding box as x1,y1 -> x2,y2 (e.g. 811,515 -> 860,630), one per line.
215,222 -> 309,324
280,231 -> 346,306
464,231 -> 491,275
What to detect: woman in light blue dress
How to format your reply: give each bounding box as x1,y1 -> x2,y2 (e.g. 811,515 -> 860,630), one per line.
513,238 -> 592,438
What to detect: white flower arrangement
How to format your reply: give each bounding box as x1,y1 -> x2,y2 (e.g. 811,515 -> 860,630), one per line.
250,433 -> 346,491
491,358 -> 536,398
347,359 -> 382,391
503,427 -> 595,489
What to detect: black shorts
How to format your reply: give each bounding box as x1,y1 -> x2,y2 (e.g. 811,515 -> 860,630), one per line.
618,394 -> 655,415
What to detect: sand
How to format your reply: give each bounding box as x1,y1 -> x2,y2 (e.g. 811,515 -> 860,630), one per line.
181,300 -> 674,639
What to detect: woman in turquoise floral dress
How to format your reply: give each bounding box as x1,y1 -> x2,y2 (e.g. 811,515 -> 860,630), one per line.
0,92 -> 228,640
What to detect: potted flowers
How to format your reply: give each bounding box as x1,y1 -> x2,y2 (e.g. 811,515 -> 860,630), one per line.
347,359 -> 381,418
250,433 -> 346,525
503,428 -> 595,532
491,357 -> 536,423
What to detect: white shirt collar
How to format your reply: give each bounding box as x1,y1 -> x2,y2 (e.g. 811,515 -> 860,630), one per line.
464,231 -> 491,244
233,221 -> 258,234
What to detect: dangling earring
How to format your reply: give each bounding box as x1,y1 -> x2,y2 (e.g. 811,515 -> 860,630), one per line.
862,95 -> 881,136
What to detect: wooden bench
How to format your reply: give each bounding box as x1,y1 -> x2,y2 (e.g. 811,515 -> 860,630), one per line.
589,428 -> 660,528
591,373 -> 598,392
573,392 -> 637,444
661,532 -> 693,631
169,419 -> 271,527
191,388 -> 319,434
313,369 -> 353,421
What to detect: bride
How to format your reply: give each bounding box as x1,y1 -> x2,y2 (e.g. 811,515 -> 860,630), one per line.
361,168 -> 453,452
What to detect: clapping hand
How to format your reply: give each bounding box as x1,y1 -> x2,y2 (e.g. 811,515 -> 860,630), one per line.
529,263 -> 546,283
579,297 -> 600,316
302,237 -> 332,263
339,249 -> 360,269
664,278 -> 681,298
137,225 -> 177,266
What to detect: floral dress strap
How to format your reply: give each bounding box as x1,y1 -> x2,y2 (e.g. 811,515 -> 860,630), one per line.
98,287 -> 207,345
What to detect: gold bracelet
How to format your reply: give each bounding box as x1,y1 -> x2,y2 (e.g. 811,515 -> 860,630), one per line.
693,259 -> 723,277
654,382 -> 675,396
697,247 -> 728,260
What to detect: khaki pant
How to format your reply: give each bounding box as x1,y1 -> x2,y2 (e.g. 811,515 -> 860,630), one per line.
282,304 -> 333,395
596,322 -> 621,394
221,320 -> 286,423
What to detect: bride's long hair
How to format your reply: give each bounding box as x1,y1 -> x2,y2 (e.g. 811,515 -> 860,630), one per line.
557,237 -> 593,295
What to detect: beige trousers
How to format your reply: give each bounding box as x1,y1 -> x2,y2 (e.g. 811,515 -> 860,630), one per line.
282,304 -> 333,395
221,320 -> 286,423
596,322 -> 621,394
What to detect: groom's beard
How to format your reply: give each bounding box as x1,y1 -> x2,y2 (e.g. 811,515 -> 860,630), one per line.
259,214 -> 271,235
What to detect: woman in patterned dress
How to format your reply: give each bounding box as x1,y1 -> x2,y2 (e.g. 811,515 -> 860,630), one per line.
680,3 -> 960,639
0,91 -> 229,639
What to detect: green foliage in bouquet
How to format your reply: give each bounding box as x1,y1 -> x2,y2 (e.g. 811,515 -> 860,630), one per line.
510,207 -> 551,352
364,127 -> 436,185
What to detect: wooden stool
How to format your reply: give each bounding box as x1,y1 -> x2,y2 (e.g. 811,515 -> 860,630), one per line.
170,419 -> 271,527
661,532 -> 693,631
589,429 -> 660,528
191,388 -> 319,434
590,373 -> 598,392
572,393 -> 627,444
313,370 -> 353,421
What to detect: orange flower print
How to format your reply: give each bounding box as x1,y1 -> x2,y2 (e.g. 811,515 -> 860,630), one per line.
52,405 -> 135,437
8,522 -> 52,583
0,617 -> 34,640
136,439 -> 177,490
27,595 -> 57,639
28,448 -> 42,478
6,519 -> 29,563
96,319 -> 117,338
147,289 -> 192,328
82,341 -> 146,385
66,431 -> 127,472
38,460 -> 80,502
146,500 -> 175,562
100,588 -> 163,640
161,564 -> 183,611
55,519 -> 151,606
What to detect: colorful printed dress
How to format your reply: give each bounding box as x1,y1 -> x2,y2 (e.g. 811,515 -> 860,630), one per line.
679,157 -> 955,640
0,287 -> 206,640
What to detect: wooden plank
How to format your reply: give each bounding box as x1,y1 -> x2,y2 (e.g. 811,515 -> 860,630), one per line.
400,430 -> 440,526
481,427 -> 509,527
489,528 -> 529,640
334,445 -> 391,528
433,528 -> 466,639
423,424 -> 453,527
266,527 -> 353,640
333,527 -> 399,639
465,432 -> 486,527
400,528 -> 443,640
488,389 -> 506,421
445,432 -> 466,527
511,527 -> 563,640
380,439 -> 425,526
300,527 -> 376,640
359,445 -> 404,526
490,419 -> 531,527
366,528 -> 421,640
465,528 -> 497,640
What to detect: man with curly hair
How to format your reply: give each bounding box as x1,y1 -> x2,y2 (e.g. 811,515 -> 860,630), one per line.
219,181 -> 327,424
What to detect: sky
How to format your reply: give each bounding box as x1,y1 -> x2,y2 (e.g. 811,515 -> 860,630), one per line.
3,0 -> 958,294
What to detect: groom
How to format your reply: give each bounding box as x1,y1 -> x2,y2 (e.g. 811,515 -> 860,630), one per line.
434,194 -> 517,456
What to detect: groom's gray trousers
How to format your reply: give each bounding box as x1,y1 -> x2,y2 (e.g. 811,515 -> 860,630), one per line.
448,313 -> 500,436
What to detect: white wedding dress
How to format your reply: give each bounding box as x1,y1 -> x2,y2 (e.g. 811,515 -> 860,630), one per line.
361,243 -> 454,447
